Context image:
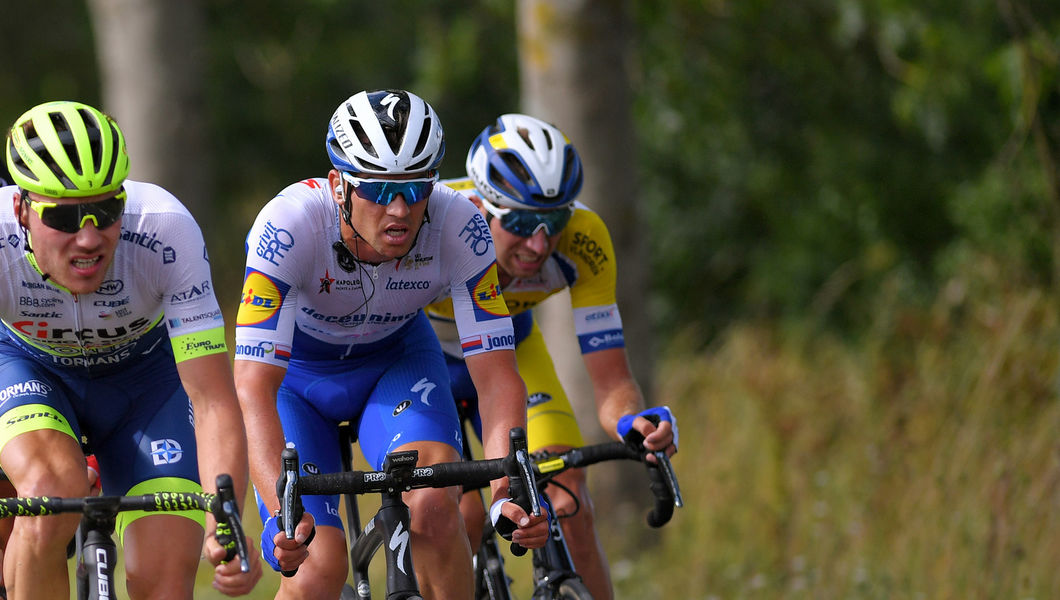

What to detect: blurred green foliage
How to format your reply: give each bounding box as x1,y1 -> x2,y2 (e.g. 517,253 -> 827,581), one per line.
202,0 -> 519,197
635,0 -> 1060,340
4,1 -> 1058,342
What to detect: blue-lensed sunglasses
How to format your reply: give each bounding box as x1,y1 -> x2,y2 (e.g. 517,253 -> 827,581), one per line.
480,197 -> 574,237
341,171 -> 436,206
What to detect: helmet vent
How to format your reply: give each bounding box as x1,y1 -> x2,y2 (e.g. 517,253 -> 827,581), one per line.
488,164 -> 522,200
500,153 -> 532,184
382,123 -> 402,155
412,117 -> 432,158
7,139 -> 36,181
29,114 -> 75,190
101,121 -> 121,186
77,107 -> 106,176
516,127 -> 533,150
48,111 -> 83,178
563,147 -> 584,197
407,156 -> 432,171
350,120 -> 379,159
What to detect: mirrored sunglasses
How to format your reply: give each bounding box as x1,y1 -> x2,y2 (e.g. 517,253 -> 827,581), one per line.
481,198 -> 574,237
341,172 -> 436,206
24,189 -> 126,233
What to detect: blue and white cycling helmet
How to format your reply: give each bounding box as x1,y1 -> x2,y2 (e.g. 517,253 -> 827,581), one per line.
465,113 -> 583,210
326,89 -> 445,176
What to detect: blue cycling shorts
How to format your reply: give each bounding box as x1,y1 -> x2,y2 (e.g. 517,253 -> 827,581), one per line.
256,311 -> 462,530
0,339 -> 201,535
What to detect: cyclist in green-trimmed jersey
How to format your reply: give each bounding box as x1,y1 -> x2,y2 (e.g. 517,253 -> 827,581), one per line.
0,100 -> 260,599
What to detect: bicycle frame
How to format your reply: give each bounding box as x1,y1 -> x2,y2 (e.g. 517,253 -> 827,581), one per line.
335,424 -> 424,599
279,427 -> 536,600
347,446 -> 423,599
76,496 -> 122,600
456,400 -> 682,600
0,475 -> 248,600
529,498 -> 582,596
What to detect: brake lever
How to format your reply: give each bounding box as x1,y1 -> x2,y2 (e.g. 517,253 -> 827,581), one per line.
278,443 -> 300,540
501,427 -> 539,557
651,451 -> 683,508
277,443 -> 303,577
514,446 -> 542,517
213,474 -> 250,573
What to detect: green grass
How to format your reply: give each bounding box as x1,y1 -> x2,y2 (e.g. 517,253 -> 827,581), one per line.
601,272 -> 1060,599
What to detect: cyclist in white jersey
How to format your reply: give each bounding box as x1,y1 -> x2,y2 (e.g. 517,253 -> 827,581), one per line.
0,101 -> 259,599
234,89 -> 547,599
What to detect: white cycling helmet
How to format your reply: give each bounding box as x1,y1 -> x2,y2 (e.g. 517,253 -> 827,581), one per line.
326,89 -> 445,175
465,113 -> 583,210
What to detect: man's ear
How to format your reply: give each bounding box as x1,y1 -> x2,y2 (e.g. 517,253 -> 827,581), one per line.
13,191 -> 27,227
327,170 -> 344,203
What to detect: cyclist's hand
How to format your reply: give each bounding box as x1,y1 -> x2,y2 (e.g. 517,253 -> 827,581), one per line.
261,512 -> 316,572
490,496 -> 549,549
206,535 -> 263,596
617,406 -> 679,461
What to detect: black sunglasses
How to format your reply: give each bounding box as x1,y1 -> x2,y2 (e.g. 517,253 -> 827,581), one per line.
24,188 -> 126,233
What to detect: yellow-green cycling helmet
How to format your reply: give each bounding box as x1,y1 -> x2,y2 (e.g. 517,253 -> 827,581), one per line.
5,100 -> 129,198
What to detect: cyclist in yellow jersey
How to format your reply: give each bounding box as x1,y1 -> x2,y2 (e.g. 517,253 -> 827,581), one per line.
426,114 -> 679,600
0,101 -> 259,599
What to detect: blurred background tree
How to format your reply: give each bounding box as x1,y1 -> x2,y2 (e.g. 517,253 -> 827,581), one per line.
4,0 -> 1056,343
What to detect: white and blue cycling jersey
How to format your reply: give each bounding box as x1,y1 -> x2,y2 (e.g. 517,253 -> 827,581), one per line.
234,178 -> 513,364
236,178 -> 515,529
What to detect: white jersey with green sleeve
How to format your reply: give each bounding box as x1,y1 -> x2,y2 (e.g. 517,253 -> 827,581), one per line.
0,181 -> 228,375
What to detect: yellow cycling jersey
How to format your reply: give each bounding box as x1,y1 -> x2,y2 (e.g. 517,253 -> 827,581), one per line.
426,178 -> 625,357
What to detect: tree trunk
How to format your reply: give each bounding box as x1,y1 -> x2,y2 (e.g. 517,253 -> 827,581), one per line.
517,0 -> 653,523
517,0 -> 653,439
86,0 -> 211,220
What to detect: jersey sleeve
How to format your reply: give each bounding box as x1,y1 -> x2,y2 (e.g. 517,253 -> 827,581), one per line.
233,184 -> 312,367
439,190 -> 515,357
559,208 -> 626,354
157,206 -> 228,362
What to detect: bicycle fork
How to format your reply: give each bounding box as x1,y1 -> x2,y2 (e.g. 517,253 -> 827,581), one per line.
532,510 -> 582,593
350,493 -> 422,599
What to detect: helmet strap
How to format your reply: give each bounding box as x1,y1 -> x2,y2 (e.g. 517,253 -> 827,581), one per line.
17,192 -> 54,283
17,190 -> 35,253
339,178 -> 360,238
334,179 -> 430,266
